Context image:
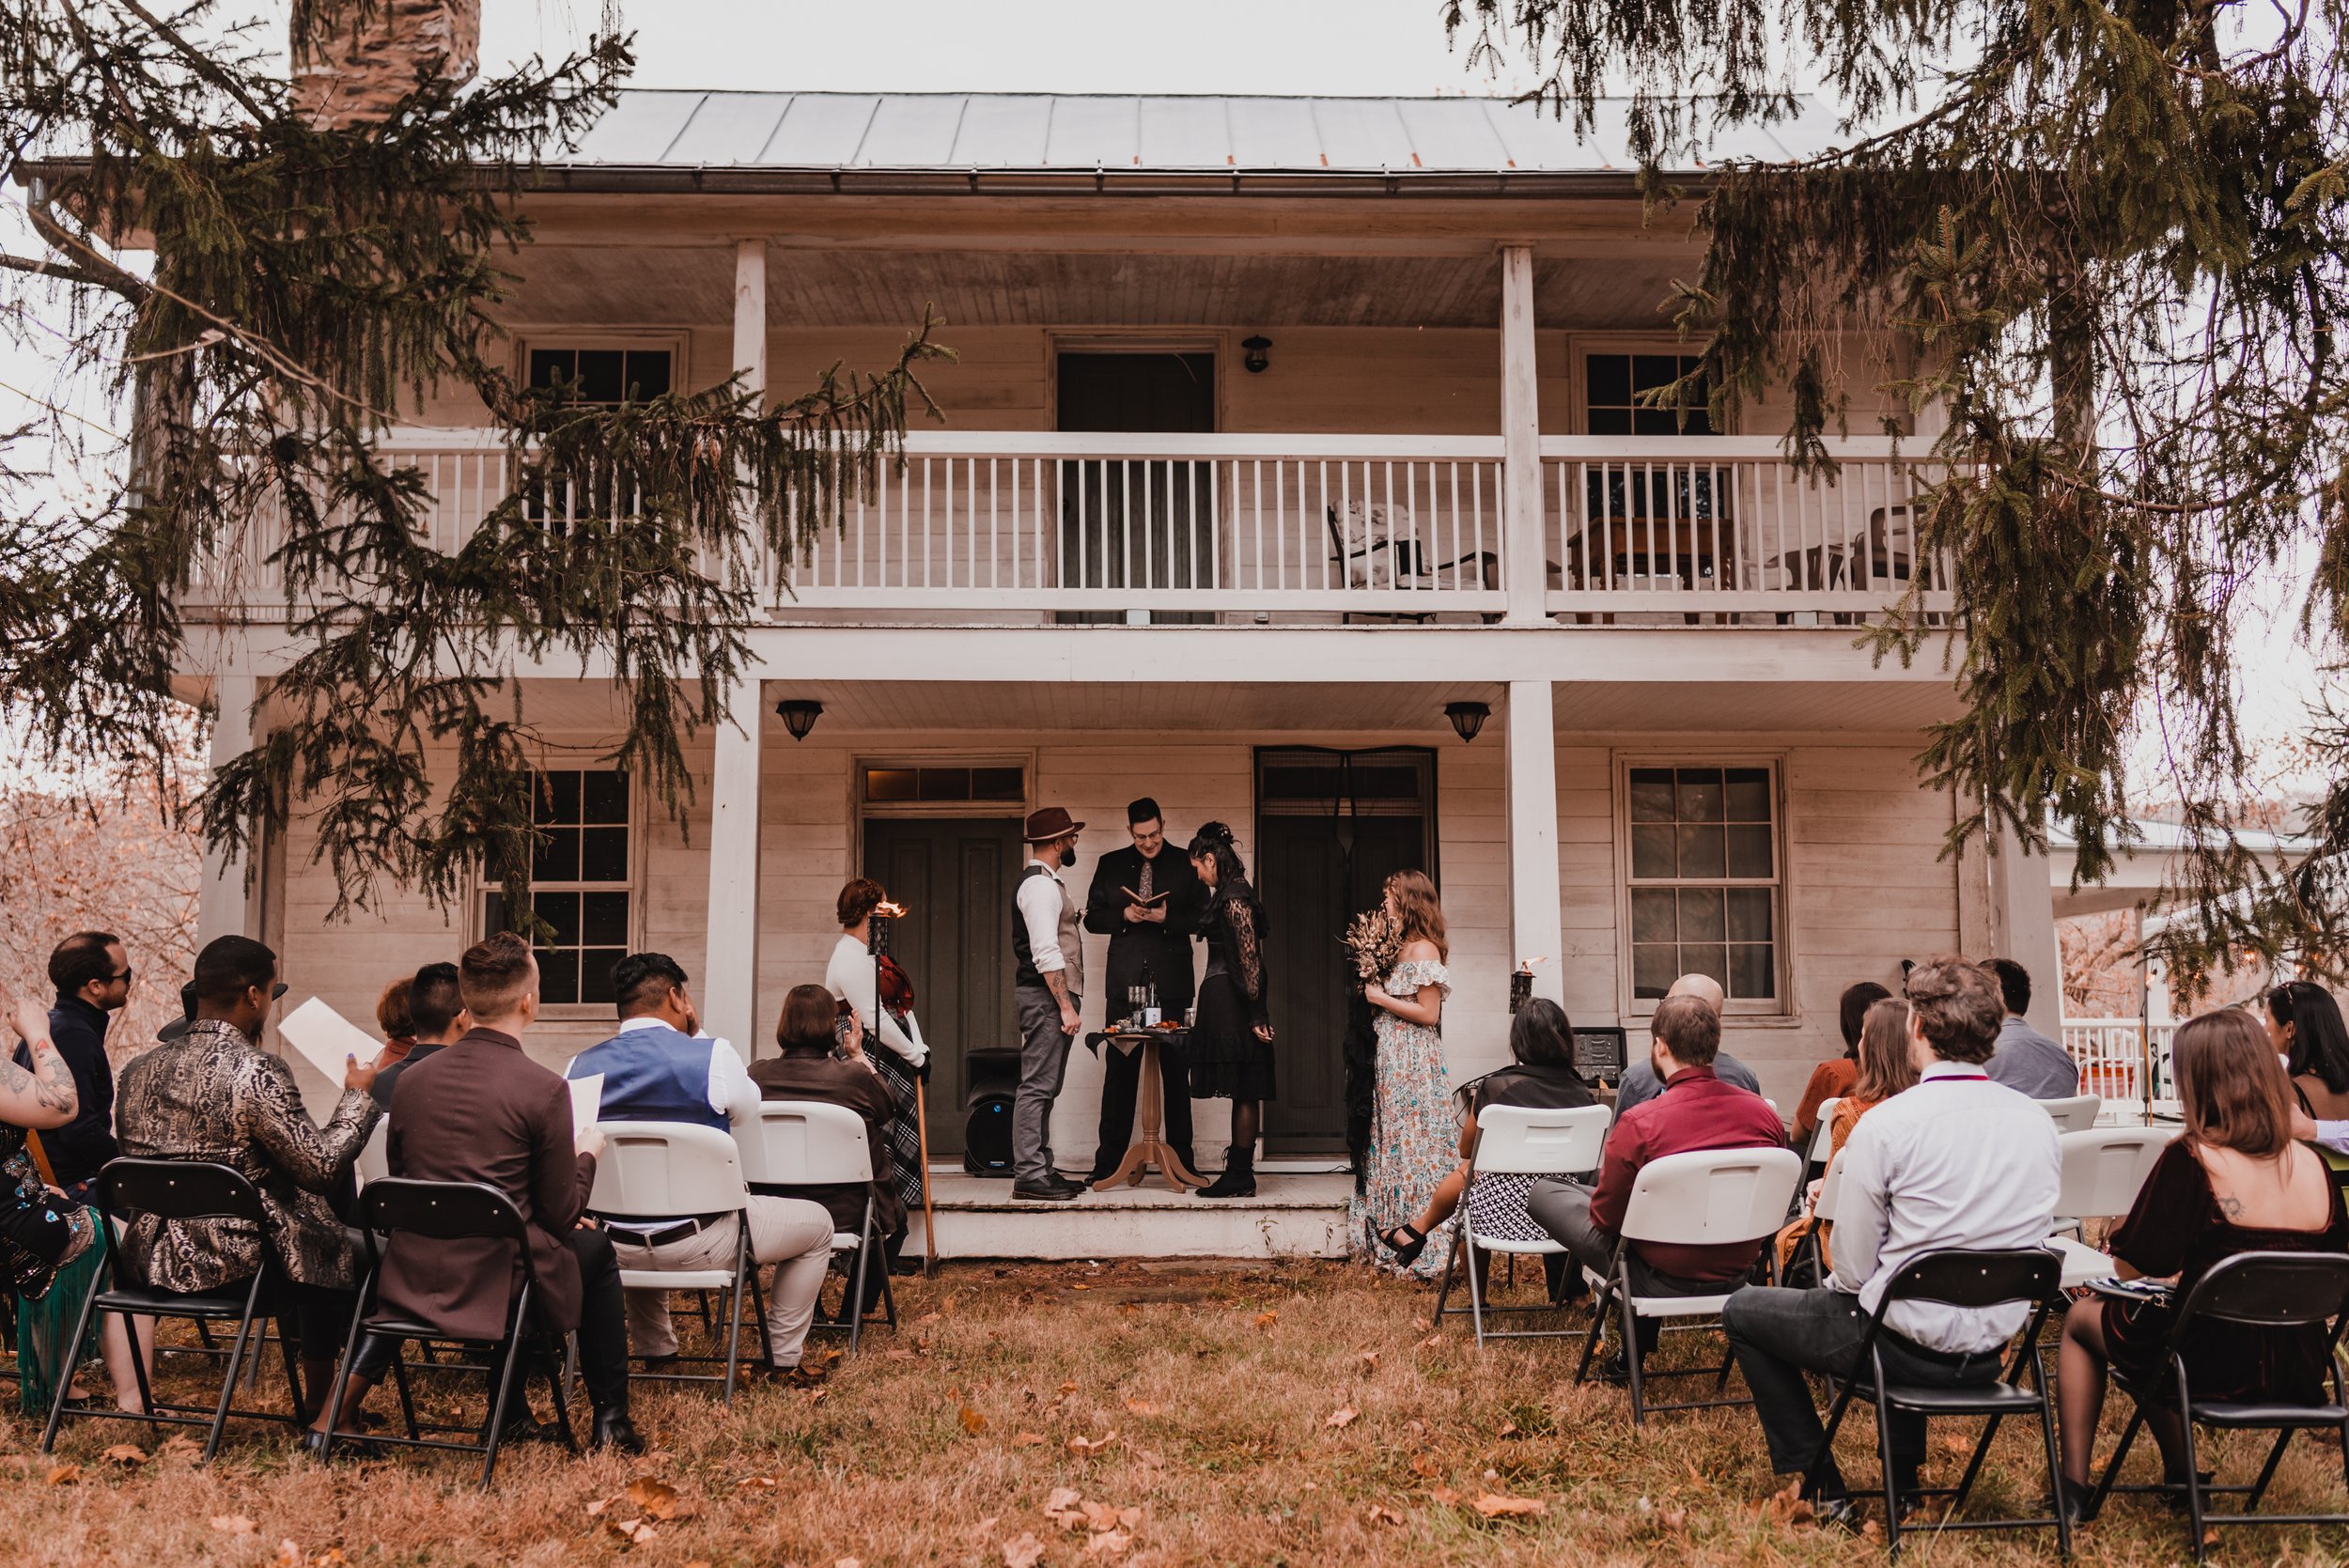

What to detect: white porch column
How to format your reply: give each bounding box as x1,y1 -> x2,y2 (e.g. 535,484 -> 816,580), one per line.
1505,679 -> 1565,1004
704,240 -> 770,1054
1497,243 -> 1548,627
195,674 -> 259,949
1989,824 -> 2064,1036
733,239 -> 767,400
701,676 -> 766,1056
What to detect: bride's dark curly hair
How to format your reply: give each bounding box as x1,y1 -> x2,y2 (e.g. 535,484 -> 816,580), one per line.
1186,821 -> 1264,926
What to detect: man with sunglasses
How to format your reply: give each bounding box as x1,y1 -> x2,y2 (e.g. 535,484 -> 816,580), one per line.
16,932 -> 131,1204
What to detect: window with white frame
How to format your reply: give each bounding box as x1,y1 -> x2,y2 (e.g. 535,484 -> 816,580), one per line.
483,768 -> 633,1006
1624,763 -> 1781,1007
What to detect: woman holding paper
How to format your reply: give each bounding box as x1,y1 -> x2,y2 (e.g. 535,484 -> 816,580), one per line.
827,878 -> 927,1232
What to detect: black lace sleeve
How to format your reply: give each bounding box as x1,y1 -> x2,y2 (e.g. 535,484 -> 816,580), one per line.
1226,898 -> 1269,1027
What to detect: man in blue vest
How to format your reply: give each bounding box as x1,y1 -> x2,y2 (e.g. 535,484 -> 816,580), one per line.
565,953 -> 834,1371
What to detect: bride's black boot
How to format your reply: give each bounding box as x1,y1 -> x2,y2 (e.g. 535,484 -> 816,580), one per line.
1196,1143 -> 1255,1199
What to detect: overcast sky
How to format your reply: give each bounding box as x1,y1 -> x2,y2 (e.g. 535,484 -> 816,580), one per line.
483,0 -> 1541,98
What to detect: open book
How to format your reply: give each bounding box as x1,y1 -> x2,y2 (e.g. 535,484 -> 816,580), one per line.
1119,888 -> 1171,908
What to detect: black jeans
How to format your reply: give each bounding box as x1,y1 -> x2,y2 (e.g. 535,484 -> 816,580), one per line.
1720,1285 -> 2006,1496
1526,1178 -> 1731,1355
351,1228 -> 631,1417
1090,1034 -> 1193,1178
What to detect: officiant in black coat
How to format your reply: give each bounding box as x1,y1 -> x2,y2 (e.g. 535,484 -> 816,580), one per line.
1081,798 -> 1206,1183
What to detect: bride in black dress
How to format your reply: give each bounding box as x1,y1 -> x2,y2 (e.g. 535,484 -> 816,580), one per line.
1185,822 -> 1274,1199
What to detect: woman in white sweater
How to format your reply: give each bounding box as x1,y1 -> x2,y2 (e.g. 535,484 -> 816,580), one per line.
827,879 -> 928,1249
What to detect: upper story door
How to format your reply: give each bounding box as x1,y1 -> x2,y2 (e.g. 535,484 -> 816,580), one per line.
1056,351 -> 1216,625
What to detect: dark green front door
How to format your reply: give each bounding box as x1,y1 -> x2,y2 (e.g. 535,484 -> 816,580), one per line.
863,815 -> 1023,1155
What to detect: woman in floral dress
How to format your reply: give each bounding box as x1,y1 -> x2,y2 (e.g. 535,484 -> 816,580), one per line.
1353,870 -> 1455,1280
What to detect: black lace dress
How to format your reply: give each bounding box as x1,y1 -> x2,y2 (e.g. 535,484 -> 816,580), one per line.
1189,882 -> 1275,1101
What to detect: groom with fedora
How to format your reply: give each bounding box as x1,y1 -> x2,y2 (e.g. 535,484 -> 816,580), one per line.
1010,805 -> 1088,1202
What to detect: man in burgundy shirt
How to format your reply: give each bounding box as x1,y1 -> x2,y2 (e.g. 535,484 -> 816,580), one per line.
1527,993 -> 1784,1374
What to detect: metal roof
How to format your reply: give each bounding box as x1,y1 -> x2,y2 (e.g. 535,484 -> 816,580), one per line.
551,90 -> 1840,181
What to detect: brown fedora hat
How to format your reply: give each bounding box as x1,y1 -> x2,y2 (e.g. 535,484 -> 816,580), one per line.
1022,805 -> 1084,843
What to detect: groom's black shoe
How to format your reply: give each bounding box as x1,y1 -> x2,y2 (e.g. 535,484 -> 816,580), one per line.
1013,1177 -> 1083,1202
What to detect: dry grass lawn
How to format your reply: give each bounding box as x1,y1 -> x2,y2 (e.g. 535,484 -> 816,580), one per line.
6,1259 -> 2345,1566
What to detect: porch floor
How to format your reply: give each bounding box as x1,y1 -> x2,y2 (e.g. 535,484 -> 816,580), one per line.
909,1165 -> 1355,1261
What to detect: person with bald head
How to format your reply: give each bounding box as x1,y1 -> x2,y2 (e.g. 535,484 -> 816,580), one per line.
1610,973 -> 1761,1115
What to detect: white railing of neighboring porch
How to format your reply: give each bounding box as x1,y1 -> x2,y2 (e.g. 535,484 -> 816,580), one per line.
184,428 -> 1952,621
2060,1017 -> 2180,1121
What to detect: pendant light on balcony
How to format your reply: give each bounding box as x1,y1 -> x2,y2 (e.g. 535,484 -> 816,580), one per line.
1444,700 -> 1489,744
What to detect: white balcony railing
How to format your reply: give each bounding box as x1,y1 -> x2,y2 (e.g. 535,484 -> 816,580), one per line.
2060,1017 -> 2179,1121
187,429 -> 1952,622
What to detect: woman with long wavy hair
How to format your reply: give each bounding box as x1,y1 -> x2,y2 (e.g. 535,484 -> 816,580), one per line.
1357,869 -> 1456,1278
1186,823 -> 1275,1198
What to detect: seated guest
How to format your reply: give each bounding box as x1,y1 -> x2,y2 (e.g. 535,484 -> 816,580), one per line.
2056,1007 -> 2345,1522
371,976 -> 416,1070
1371,998 -> 1595,1267
1791,981 -> 1892,1151
1775,998 -> 1917,1275
1527,994 -> 1784,1376
1721,957 -> 2060,1525
748,985 -> 905,1311
115,935 -> 381,1421
21,931 -> 129,1205
1980,957 -> 2080,1098
2268,980 -> 2349,1124
1610,974 -> 1764,1113
565,953 -> 834,1371
368,962 -> 465,1110
314,932 -> 639,1453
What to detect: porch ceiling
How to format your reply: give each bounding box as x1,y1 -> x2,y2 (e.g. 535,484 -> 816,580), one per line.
1553,678 -> 1964,734
754,679 -> 1504,735
501,248 -> 1687,331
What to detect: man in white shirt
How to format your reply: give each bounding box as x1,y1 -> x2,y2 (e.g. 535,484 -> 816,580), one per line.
1010,807 -> 1088,1202
1719,956 -> 2061,1521
566,952 -> 836,1369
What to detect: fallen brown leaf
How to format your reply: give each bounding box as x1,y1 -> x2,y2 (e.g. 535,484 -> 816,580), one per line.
1067,1430 -> 1120,1455
1497,1421 -> 1521,1439
917,1311 -> 941,1325
45,1465 -> 80,1486
157,1434 -> 203,1461
960,1405 -> 989,1435
735,1475 -> 778,1491
1428,1485 -> 1462,1507
274,1541 -> 303,1567
1366,1503 -> 1407,1527
1409,1452 -> 1441,1478
1419,1332 -> 1442,1348
835,1559 -> 863,1568
1012,1431 -> 1047,1446
600,1517 -> 656,1547
1470,1492 -> 1546,1519
1046,1485 -> 1084,1514
883,1348 -> 916,1361
100,1443 -> 148,1466
1324,1406 -> 1359,1429
1358,1350 -> 1380,1374
626,1477 -> 688,1521
1254,1311 -> 1279,1328
1124,1398 -> 1159,1416
1058,1378 -> 1081,1393
1083,1529 -> 1132,1558
1861,1519 -> 1884,1542
211,1516 -> 258,1536
1003,1532 -> 1046,1568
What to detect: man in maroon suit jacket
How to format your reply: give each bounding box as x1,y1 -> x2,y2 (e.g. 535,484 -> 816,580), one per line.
314,932 -> 641,1452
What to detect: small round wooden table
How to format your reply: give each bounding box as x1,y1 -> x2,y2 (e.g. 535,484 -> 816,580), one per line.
1085,1028 -> 1205,1192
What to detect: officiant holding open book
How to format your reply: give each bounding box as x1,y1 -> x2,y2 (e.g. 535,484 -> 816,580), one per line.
1082,798 -> 1206,1183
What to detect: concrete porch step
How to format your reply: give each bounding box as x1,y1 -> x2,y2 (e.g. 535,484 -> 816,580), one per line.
907,1169 -> 1355,1261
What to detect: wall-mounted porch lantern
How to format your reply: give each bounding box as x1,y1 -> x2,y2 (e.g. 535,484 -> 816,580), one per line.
1444,700 -> 1489,744
1241,334 -> 1273,374
775,698 -> 824,741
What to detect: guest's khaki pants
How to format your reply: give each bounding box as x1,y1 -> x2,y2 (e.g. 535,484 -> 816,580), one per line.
609,1194 -> 835,1367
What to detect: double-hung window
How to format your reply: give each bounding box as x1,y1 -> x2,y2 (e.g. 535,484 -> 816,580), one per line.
1624,763 -> 1782,1009
484,768 -> 633,1006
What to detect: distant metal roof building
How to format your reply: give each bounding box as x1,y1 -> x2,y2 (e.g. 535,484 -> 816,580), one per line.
540,90 -> 1841,194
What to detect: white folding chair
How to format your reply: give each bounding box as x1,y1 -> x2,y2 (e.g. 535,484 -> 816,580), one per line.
1804,1096 -> 1843,1167
1792,1154 -> 1848,1283
2047,1126 -> 2172,1287
1573,1145 -> 1803,1423
2039,1094 -> 2103,1133
586,1121 -> 765,1402
1430,1104 -> 1612,1346
744,1100 -> 896,1350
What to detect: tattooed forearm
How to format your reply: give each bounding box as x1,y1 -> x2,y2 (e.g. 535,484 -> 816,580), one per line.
31,1044 -> 74,1113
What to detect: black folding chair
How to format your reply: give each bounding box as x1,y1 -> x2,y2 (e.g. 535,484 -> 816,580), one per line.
318,1179 -> 576,1489
2086,1250 -> 2349,1563
40,1158 -> 307,1460
1804,1248 -> 2068,1560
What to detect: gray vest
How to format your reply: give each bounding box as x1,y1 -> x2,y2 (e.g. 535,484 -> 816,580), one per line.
1011,862 -> 1085,998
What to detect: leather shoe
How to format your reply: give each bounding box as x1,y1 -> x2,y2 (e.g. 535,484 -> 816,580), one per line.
1012,1180 -> 1082,1202
591,1409 -> 646,1454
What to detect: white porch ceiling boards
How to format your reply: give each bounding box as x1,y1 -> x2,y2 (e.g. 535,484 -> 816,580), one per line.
757,679 -> 1502,736
501,247 -> 1683,332
557,91 -> 1840,177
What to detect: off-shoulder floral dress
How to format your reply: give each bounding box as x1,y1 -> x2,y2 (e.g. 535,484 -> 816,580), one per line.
1351,957 -> 1455,1280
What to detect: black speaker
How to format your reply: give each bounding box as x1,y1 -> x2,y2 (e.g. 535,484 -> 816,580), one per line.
962,1048 -> 1020,1177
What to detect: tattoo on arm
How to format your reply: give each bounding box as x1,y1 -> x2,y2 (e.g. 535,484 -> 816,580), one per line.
1043,970 -> 1073,1009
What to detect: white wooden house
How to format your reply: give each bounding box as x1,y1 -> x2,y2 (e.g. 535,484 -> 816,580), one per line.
180,90 -> 2064,1253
